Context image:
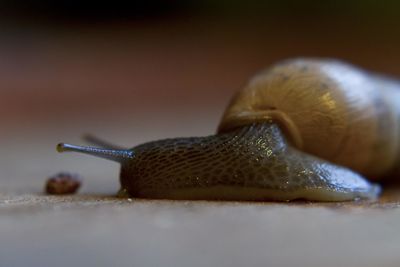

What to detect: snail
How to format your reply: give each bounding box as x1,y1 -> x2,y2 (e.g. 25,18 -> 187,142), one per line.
56,58 -> 400,201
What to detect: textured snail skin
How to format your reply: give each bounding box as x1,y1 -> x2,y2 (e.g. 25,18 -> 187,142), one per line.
119,123 -> 379,201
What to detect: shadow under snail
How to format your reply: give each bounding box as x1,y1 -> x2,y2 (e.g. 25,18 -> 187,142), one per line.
57,58 -> 400,201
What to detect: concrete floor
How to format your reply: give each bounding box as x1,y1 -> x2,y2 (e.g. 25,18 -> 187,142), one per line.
1,192 -> 400,267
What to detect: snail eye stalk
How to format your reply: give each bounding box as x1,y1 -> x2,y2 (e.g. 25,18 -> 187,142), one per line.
57,143 -> 134,163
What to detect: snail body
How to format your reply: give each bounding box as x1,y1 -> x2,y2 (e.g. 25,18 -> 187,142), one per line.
57,58 -> 400,201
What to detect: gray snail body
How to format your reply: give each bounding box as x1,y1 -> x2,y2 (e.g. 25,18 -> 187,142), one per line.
57,58 -> 400,201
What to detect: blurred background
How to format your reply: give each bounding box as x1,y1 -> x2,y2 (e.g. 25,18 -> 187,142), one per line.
1,0 -> 400,194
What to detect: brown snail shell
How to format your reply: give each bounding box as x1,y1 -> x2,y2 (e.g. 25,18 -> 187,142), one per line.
218,58 -> 400,179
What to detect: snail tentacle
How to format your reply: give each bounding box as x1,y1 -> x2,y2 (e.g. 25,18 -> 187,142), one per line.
57,143 -> 134,163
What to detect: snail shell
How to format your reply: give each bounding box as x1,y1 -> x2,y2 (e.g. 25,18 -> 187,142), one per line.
57,58 -> 400,201
219,58 -> 400,179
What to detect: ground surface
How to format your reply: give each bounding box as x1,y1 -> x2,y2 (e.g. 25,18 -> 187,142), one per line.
1,190 -> 400,267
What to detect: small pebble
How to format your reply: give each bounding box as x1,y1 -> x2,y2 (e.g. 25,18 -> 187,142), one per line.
45,172 -> 82,195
